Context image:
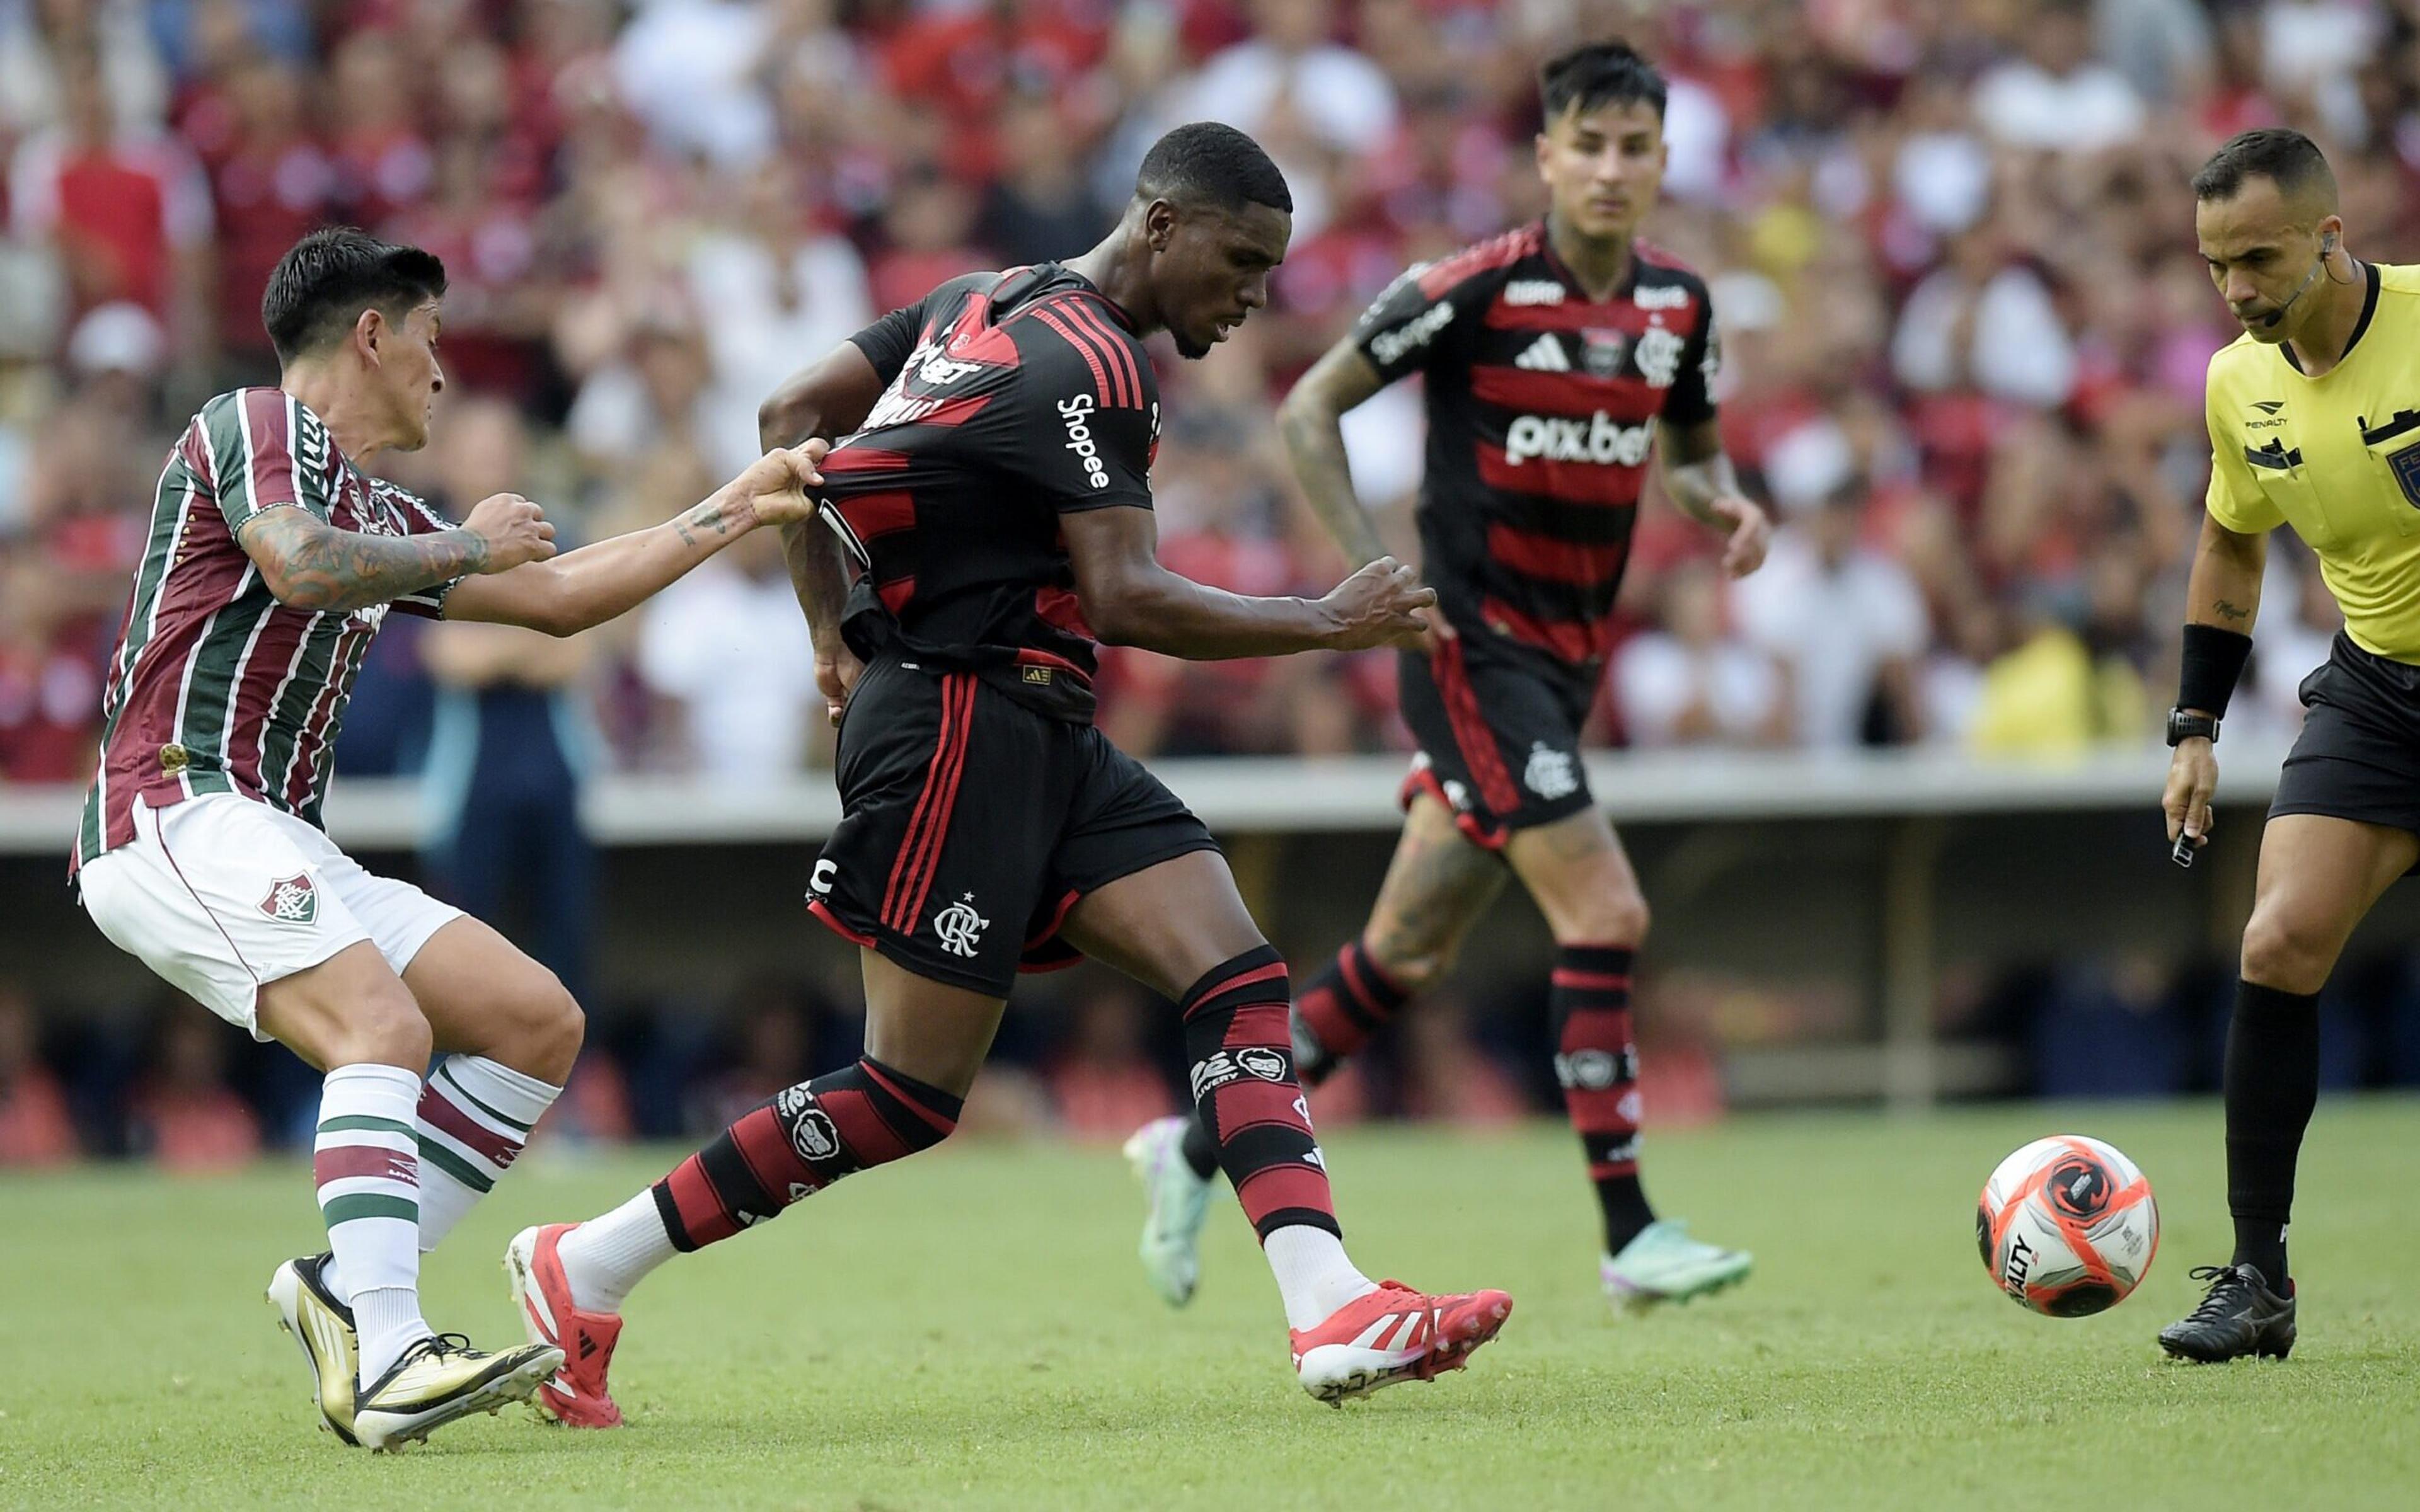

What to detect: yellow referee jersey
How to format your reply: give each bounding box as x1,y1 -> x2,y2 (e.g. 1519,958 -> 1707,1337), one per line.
2204,261 -> 2420,662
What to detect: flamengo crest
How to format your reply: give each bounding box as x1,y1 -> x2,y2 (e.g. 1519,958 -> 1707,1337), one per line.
933,893 -> 989,957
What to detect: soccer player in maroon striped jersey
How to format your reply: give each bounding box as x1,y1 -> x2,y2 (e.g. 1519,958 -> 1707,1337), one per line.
509,124 -> 1511,1421
70,227 -> 826,1448
1127,42 -> 1772,1313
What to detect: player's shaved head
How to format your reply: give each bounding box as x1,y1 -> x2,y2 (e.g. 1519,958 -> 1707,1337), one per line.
2192,128 -> 2337,220
1135,122 -> 1293,215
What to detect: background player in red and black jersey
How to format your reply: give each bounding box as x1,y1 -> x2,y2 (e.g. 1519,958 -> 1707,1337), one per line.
1131,42 -> 1772,1313
516,125 -> 1514,1420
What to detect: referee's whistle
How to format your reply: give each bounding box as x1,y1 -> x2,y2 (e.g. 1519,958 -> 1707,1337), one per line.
2171,832 -> 2198,869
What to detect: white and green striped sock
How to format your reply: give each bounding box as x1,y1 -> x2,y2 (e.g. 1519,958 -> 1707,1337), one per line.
314,1062 -> 432,1384
413,1055 -> 559,1253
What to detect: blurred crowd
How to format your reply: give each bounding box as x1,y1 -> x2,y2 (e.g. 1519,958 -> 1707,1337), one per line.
5,0 -> 2416,787
13,1 -> 2420,1163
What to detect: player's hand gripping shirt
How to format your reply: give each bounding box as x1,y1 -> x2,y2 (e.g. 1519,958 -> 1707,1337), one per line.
819,263 -> 1161,723
2204,261 -> 2420,663
74,389 -> 463,873
1352,222 -> 1719,666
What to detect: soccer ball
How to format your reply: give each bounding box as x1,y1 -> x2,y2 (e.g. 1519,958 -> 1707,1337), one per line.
1976,1135 -> 2158,1317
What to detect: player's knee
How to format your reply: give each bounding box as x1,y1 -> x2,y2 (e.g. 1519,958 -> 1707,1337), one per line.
2238,908 -> 2336,994
338,985 -> 432,1071
1552,888 -> 1649,950
1369,939 -> 1453,995
510,973 -> 584,1084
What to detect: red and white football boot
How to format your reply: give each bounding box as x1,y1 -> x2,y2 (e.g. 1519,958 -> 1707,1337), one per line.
504,1223 -> 626,1428
1288,1280 -> 1514,1405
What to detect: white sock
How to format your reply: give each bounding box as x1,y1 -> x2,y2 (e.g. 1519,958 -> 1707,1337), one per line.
314,1062 -> 435,1384
415,1055 -> 560,1253
1262,1225 -> 1377,1331
555,1189 -> 678,1314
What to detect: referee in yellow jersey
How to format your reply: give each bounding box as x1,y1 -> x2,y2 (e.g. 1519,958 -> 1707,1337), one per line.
2160,127 -> 2420,1361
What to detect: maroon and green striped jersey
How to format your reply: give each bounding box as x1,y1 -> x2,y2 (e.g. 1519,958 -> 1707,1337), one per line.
71,388 -> 462,874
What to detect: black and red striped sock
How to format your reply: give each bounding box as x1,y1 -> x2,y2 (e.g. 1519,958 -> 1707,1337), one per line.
1178,937 -> 1409,1181
650,1056 -> 961,1251
1182,944 -> 1340,1240
1294,937 -> 1410,1082
1553,944 -> 1656,1254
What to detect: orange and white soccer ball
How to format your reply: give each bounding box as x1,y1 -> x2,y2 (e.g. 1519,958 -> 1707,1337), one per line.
1976,1135 -> 2158,1317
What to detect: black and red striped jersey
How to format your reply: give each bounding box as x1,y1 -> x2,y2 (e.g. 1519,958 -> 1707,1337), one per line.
819,263 -> 1160,723
1352,221 -> 1719,667
73,389 -> 459,873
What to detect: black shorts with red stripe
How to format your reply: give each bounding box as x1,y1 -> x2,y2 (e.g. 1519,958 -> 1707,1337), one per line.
1396,633 -> 1596,849
808,651 -> 1219,997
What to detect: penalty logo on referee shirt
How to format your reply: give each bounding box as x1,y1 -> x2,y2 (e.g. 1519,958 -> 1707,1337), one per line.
258,873 -> 318,925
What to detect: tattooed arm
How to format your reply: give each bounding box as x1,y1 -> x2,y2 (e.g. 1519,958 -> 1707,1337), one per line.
2185,513 -> 2268,643
237,492 -> 548,613
443,446 -> 824,635
1656,416 -> 1770,579
1276,340 -> 1392,568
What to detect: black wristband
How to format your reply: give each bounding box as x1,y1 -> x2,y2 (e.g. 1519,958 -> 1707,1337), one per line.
2178,623 -> 2253,717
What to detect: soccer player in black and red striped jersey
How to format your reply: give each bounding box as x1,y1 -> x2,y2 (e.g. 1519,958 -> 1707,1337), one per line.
509,124 -> 1511,1421
1127,42 -> 1772,1313
70,227 -> 827,1448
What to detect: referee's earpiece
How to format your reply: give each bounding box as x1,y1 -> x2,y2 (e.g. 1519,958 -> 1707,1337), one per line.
2323,231 -> 2339,257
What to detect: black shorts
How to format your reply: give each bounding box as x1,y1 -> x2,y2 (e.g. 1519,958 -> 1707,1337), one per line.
2270,631 -> 2420,846
809,653 -> 1219,997
1395,634 -> 1596,850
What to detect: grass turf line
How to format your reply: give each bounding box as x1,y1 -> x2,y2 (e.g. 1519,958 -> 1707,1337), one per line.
1,1101 -> 2414,1511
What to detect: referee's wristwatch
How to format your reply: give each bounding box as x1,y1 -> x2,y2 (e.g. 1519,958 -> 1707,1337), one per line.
2165,708 -> 2221,747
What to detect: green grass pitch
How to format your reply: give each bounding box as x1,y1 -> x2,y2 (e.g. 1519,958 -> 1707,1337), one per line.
3,1101 -> 2415,1510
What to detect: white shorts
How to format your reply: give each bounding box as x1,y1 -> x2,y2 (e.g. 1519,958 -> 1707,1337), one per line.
76,793 -> 464,1041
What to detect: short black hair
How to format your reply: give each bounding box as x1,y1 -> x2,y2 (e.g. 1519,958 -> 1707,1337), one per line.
1539,38 -> 1667,123
2191,128 -> 2337,208
1135,122 -> 1293,215
261,227 -> 447,364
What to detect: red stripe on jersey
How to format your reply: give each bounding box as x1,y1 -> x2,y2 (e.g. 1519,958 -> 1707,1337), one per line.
838,491 -> 915,544
1063,297 -> 1144,408
1430,637 -> 1523,816
225,612 -> 313,795
823,447 -> 912,475
1470,363 -> 1657,416
240,389 -> 299,513
1480,595 -> 1616,663
281,618 -> 371,810
1415,224 -> 1541,299
1476,442 -> 1649,507
1482,299 -> 1696,333
1485,522 -> 1632,586
877,575 -> 916,614
916,393 -> 993,430
1030,307 -> 1114,406
1032,585 -> 1092,638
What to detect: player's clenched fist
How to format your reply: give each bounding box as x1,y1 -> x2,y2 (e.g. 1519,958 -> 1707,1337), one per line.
734,442 -> 829,527
1318,556 -> 1437,651
465,492 -> 556,573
